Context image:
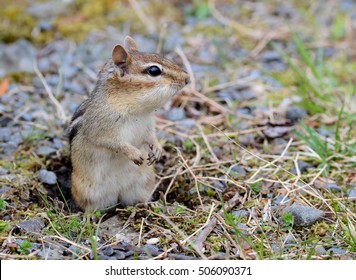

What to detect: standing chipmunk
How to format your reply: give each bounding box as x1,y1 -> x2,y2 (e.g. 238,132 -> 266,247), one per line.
68,36 -> 190,211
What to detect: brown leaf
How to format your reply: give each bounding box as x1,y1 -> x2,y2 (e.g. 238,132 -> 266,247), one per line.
0,77 -> 10,96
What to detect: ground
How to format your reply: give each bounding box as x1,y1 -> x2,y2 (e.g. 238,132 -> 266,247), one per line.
0,0 -> 355,260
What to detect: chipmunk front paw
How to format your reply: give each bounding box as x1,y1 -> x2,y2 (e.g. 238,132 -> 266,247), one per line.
123,145 -> 145,166
145,142 -> 162,166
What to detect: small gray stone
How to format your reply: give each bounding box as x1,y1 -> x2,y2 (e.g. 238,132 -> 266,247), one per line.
234,223 -> 249,235
0,40 -> 37,75
0,185 -> 11,195
273,195 -> 290,205
19,113 -> 33,122
289,160 -> 312,175
9,132 -> 22,145
316,127 -> 334,137
36,146 -> 56,156
232,210 -> 249,218
327,248 -> 347,255
17,217 -> 45,233
315,245 -> 326,256
68,245 -> 83,256
0,167 -> 8,176
0,128 -> 11,142
213,181 -> 225,191
144,244 -> 160,254
99,246 -> 114,256
285,106 -> 307,122
113,251 -> 127,260
347,186 -> 356,198
230,165 -> 246,176
39,169 -> 57,185
165,107 -> 186,121
281,204 -> 325,227
2,141 -> 18,155
238,134 -> 255,146
98,253 -> 112,260
260,50 -> 282,62
325,183 -> 342,193
52,138 -> 63,149
283,232 -> 297,244
175,118 -> 196,130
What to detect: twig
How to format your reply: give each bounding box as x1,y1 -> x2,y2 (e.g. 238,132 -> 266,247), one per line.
33,60 -> 67,124
197,123 -> 219,163
138,218 -> 144,247
175,46 -> 196,89
194,191 -> 241,252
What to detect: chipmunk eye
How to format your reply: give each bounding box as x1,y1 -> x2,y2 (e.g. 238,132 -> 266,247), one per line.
147,66 -> 162,77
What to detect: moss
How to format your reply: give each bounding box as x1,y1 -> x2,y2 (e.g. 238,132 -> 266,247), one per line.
0,5 -> 38,43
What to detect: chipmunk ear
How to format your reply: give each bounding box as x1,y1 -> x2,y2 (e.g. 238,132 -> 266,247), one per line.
112,45 -> 130,67
124,36 -> 138,52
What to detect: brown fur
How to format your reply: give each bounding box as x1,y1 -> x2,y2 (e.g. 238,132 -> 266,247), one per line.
68,36 -> 189,211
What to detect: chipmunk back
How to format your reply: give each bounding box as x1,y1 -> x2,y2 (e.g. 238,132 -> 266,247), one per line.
68,36 -> 189,211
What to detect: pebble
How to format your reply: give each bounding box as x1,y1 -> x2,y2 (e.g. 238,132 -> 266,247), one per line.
2,141 -> 18,155
281,204 -> 325,227
144,244 -> 160,254
146,238 -> 160,245
238,134 -> 255,146
175,118 -> 196,130
39,169 -> 57,185
39,247 -> 63,260
237,223 -> 250,235
17,217 -> 45,233
316,127 -> 334,137
324,183 -> 342,193
327,248 -> 347,255
315,245 -> 326,256
52,138 -> 63,149
111,250 -> 126,260
230,164 -> 246,176
232,209 -> 249,218
347,186 -> 356,198
283,232 -> 297,244
289,160 -> 312,175
273,195 -> 290,205
36,146 -> 56,156
260,50 -> 282,63
0,167 -> 8,176
0,40 -> 37,75
165,107 -> 186,121
98,246 -> 114,256
285,106 -> 307,122
0,128 -> 11,142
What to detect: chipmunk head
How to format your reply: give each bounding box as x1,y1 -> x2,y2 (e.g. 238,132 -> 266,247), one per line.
104,36 -> 190,114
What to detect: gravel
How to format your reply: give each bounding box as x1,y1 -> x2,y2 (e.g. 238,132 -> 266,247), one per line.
17,217 -> 45,233
327,248 -> 347,255
285,106 -> 307,122
324,183 -> 342,193
281,204 -> 325,227
38,169 -> 57,185
289,160 -> 312,175
36,146 -> 56,156
165,107 -> 186,121
347,186 -> 356,198
230,164 -> 246,176
315,245 -> 326,256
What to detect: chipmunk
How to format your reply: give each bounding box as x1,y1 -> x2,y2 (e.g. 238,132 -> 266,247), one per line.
68,36 -> 190,212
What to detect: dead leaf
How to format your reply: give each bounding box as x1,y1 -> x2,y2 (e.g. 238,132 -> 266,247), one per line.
0,77 -> 10,96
